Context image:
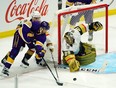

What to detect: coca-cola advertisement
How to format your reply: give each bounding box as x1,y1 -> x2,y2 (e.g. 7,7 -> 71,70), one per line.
0,0 -> 58,32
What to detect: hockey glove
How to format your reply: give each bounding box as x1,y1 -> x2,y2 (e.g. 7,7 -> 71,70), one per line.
89,21 -> 103,31
37,50 -> 46,57
46,43 -> 54,52
65,54 -> 80,72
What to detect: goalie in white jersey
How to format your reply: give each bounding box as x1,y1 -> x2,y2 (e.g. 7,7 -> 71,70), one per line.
62,21 -> 103,72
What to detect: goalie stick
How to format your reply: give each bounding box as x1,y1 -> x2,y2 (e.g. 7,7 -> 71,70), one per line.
80,60 -> 108,73
58,60 -> 108,73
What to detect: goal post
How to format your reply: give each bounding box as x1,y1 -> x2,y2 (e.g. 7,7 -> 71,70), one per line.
56,3 -> 108,64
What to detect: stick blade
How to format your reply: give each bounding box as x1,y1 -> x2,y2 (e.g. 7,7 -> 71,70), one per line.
57,81 -> 63,86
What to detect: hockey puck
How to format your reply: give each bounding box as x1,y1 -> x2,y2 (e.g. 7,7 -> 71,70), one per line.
73,78 -> 77,81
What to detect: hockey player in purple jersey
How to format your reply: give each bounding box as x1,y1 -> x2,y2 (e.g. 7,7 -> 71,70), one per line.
66,0 -> 96,41
20,21 -> 54,68
0,11 -> 53,76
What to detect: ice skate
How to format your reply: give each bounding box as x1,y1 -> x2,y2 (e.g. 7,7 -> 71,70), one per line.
20,58 -> 29,68
88,31 -> 93,41
0,67 -> 9,77
36,58 -> 46,67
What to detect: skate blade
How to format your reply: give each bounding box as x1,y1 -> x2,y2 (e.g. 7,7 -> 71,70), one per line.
0,72 -> 9,79
20,63 -> 29,68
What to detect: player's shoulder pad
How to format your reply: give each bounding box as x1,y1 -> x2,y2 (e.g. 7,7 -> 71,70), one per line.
66,0 -> 74,7
23,19 -> 32,28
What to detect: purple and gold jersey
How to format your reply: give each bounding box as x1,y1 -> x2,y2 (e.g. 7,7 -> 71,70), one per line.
18,20 -> 41,44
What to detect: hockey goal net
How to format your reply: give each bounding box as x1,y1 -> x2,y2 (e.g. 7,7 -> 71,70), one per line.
49,3 -> 108,64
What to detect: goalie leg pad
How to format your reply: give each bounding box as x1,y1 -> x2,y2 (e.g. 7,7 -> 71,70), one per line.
76,51 -> 96,65
76,42 -> 96,65
62,51 -> 74,65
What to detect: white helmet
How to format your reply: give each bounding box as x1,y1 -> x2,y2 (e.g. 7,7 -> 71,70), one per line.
31,11 -> 41,18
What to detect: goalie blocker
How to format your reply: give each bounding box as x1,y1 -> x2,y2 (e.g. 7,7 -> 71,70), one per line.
62,21 -> 103,72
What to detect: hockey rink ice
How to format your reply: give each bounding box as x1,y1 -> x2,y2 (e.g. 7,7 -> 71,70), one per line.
0,15 -> 116,88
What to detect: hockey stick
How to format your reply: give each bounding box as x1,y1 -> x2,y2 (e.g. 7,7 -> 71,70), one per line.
58,60 -> 108,73
42,58 -> 63,86
50,52 -> 60,81
79,60 -> 108,73
98,60 -> 108,73
108,0 -> 114,6
99,0 -> 114,6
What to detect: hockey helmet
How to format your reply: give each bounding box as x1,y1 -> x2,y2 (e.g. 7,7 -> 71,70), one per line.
40,21 -> 50,30
64,31 -> 75,46
31,11 -> 41,18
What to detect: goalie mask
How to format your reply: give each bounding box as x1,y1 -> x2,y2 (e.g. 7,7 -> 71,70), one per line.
64,31 -> 75,46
